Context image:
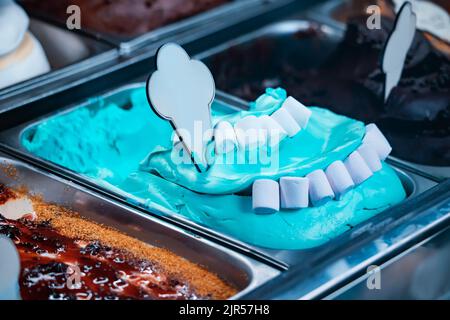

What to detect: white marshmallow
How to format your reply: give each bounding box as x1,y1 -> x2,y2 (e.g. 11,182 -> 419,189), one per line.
0,0 -> 29,56
234,116 -> 265,150
258,115 -> 288,146
214,121 -> 237,154
282,96 -> 312,128
0,197 -> 35,221
252,179 -> 280,214
344,151 -> 373,185
270,108 -> 301,138
306,170 -> 335,206
325,161 -> 355,197
358,144 -> 382,172
363,124 -> 392,160
280,177 -> 309,209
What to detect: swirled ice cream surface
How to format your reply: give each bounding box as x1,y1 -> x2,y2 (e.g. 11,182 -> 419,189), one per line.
22,86 -> 406,249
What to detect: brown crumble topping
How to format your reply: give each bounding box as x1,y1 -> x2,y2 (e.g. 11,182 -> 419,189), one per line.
0,162 -> 18,180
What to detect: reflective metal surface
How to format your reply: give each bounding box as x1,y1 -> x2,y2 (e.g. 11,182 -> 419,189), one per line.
1,0 -> 447,300
389,158 -> 450,182
0,81 -> 437,269
327,226 -> 450,300
0,152 -> 280,299
29,19 -> 110,70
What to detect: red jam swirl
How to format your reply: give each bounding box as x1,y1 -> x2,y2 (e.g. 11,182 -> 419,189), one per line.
0,215 -> 203,300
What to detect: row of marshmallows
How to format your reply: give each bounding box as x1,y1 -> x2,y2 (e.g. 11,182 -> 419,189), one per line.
252,124 -> 393,214
213,97 -> 312,155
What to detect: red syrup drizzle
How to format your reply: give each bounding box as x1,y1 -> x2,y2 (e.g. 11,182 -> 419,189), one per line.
0,184 -> 204,301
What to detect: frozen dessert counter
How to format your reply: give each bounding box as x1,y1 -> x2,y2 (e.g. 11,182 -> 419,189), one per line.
0,152 -> 279,300
198,3 -> 450,180
0,0 -> 448,299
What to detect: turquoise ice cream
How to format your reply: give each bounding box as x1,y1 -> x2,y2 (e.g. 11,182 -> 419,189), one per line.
22,85 -> 406,249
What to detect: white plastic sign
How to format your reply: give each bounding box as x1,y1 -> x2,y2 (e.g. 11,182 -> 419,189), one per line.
147,43 -> 215,172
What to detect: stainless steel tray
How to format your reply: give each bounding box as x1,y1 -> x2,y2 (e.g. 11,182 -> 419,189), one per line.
197,16 -> 450,181
0,82 -> 438,269
196,20 -> 344,101
19,0 -> 298,52
326,225 -> 450,300
241,179 -> 450,299
0,152 -> 280,299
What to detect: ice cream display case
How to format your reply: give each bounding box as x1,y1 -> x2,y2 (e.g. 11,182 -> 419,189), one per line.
0,0 -> 449,301
0,0 -> 117,99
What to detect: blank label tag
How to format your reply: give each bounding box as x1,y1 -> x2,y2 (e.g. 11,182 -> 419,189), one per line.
382,1 -> 417,101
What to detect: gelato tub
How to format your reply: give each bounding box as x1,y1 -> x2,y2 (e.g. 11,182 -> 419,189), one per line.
13,83 -> 420,254
20,0 -> 233,38
0,153 -> 279,300
16,0 -> 287,52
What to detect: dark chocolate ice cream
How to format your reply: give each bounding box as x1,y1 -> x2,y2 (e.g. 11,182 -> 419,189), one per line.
207,15 -> 450,166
